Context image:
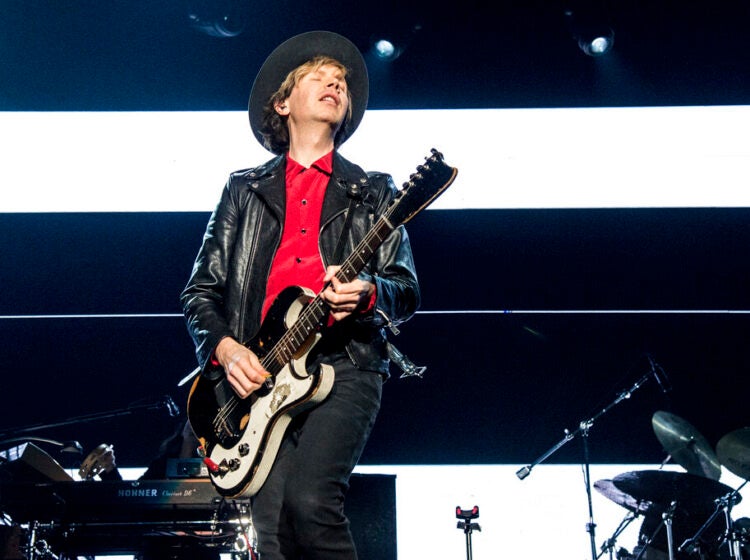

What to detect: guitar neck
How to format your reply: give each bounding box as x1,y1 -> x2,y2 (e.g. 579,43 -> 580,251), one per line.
260,148 -> 457,375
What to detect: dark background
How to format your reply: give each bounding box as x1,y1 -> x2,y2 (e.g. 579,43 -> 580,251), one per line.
1,0 -> 749,470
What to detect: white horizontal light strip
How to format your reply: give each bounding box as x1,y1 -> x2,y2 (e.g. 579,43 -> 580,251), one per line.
1,106 -> 749,212
2,309 -> 749,320
417,309 -> 750,314
0,314 -> 182,319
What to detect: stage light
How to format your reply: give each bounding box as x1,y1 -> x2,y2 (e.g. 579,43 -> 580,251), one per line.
371,36 -> 403,62
187,0 -> 246,38
578,28 -> 615,56
374,39 -> 399,60
565,8 -> 615,57
369,24 -> 422,63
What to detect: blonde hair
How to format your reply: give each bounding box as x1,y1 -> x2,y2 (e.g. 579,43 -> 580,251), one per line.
260,56 -> 353,154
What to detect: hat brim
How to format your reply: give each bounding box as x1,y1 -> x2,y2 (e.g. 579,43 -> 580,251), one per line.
248,30 -> 369,154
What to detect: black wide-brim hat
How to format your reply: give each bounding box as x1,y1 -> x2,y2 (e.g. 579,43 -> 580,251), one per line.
248,30 -> 369,154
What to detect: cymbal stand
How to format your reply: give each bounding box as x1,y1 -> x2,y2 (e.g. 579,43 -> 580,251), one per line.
633,502 -> 677,560
633,517 -> 663,560
680,483 -> 747,560
663,501 -> 677,560
597,510 -> 639,559
516,370 -> 654,560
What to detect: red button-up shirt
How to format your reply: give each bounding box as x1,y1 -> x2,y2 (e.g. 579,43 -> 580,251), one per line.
261,152 -> 333,321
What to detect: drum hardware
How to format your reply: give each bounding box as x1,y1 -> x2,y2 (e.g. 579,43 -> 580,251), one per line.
594,477 -> 659,559
516,362 -> 663,560
596,508 -> 639,560
662,501 -> 677,560
596,470 -> 738,560
701,426 -> 750,560
678,484 -> 746,560
456,506 -> 480,560
630,501 -> 678,560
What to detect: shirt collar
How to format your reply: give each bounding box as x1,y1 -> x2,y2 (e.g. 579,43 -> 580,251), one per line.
286,150 -> 334,180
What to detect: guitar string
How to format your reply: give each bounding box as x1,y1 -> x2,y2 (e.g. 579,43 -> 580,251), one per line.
211,220 -> 393,437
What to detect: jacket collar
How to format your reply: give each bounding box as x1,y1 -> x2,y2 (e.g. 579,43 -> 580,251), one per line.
244,155 -> 285,221
248,152 -> 370,226
321,152 -> 370,225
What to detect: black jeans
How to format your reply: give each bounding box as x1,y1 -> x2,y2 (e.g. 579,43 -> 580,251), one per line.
251,358 -> 383,560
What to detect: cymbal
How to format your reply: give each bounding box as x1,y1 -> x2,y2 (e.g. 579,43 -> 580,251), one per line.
594,478 -> 658,515
612,470 -> 737,513
717,427 -> 750,480
652,410 -> 722,480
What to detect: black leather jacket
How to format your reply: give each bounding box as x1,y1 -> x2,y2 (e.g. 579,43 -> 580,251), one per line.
181,152 -> 420,378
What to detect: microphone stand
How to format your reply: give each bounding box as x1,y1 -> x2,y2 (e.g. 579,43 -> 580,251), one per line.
516,371 -> 654,560
0,397 -> 177,440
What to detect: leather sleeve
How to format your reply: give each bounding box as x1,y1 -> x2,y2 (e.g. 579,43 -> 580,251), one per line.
357,172 -> 421,329
180,178 -> 241,373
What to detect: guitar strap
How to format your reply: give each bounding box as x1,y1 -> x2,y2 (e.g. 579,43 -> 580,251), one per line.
331,178 -> 427,380
331,179 -> 362,265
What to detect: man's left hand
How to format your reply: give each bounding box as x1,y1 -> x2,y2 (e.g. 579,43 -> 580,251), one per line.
322,265 -> 374,321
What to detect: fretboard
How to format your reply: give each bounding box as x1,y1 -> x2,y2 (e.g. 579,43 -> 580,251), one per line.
261,216 -> 395,374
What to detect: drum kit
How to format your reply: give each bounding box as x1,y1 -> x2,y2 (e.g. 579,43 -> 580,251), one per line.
595,412 -> 750,560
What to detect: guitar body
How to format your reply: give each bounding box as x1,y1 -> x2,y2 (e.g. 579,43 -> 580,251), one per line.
187,286 -> 335,498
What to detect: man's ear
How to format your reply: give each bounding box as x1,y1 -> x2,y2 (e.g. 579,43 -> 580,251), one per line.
274,100 -> 290,116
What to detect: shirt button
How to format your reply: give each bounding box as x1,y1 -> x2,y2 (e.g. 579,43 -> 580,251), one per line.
301,228 -> 307,234
295,257 -> 302,263
301,199 -> 307,205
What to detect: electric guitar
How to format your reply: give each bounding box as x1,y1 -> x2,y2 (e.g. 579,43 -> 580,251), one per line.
187,149 -> 458,498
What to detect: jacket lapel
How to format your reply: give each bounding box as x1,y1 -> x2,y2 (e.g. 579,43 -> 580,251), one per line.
321,152 -> 369,226
247,155 -> 286,223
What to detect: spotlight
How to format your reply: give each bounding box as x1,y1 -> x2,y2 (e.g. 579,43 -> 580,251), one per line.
374,39 -> 399,61
578,29 -> 614,56
187,0 -> 246,38
565,8 -> 615,57
369,24 -> 422,63
370,35 -> 403,62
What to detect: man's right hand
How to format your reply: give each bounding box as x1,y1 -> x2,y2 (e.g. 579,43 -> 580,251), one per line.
215,337 -> 270,398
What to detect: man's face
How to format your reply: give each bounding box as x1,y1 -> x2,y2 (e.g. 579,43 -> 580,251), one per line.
276,63 -> 350,132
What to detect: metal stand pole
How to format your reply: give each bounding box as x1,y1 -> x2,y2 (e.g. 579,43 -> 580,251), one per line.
663,503 -> 676,560
582,425 -> 598,560
456,506 -> 481,560
597,510 -> 638,558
